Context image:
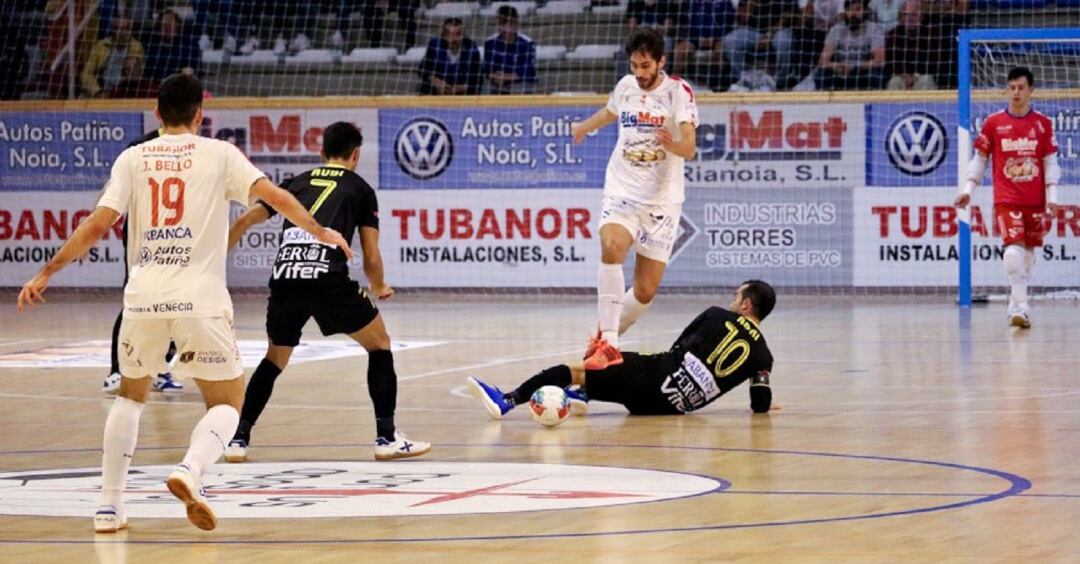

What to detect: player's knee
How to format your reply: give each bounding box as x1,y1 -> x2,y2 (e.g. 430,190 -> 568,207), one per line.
118,375 -> 151,403
1003,245 -> 1025,275
633,285 -> 657,304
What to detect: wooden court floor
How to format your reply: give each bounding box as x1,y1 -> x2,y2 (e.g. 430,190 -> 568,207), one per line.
0,292 -> 1078,563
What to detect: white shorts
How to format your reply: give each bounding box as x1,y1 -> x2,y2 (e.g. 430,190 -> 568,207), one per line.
598,196 -> 682,263
118,315 -> 242,382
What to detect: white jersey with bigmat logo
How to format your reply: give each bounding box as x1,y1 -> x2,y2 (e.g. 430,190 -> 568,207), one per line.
604,73 -> 698,206
97,133 -> 265,319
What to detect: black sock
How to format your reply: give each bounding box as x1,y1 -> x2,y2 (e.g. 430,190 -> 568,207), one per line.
164,341 -> 177,364
508,365 -> 572,406
236,358 -> 283,442
367,349 -> 398,440
109,310 -> 122,374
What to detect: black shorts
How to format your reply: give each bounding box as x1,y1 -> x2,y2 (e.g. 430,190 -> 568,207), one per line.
585,351 -> 684,415
266,278 -> 378,347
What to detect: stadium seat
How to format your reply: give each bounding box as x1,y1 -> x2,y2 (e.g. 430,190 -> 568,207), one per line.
537,45 -> 568,61
478,2 -> 537,17
286,50 -> 339,65
565,44 -> 620,60
202,50 -> 225,65
341,48 -> 398,64
396,46 -> 428,64
230,50 -> 282,65
423,2 -> 480,20
535,0 -> 589,16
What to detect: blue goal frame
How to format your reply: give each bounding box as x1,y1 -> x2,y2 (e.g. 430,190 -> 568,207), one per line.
957,28 -> 1080,306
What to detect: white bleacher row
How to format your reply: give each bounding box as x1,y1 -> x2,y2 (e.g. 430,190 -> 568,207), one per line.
203,43 -> 598,66
422,1 -> 612,20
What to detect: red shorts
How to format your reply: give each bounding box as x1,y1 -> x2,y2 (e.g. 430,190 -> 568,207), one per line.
995,204 -> 1050,247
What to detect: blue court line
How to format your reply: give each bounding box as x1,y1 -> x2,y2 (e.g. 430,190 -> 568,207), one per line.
0,442 -> 1034,545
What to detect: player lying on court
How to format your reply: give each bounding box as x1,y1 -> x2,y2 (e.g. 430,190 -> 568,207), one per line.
468,280 -> 775,418
223,122 -> 430,463
17,74 -> 352,533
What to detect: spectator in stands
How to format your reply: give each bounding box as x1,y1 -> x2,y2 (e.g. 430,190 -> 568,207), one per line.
869,0 -> 905,33
81,15 -> 145,98
106,54 -> 157,98
484,6 -> 538,94
418,17 -> 483,95
729,45 -> 778,92
809,0 -> 885,90
885,0 -> 936,90
41,0 -> 100,98
722,0 -> 800,88
361,0 -> 421,49
925,0 -> 969,89
0,0 -> 38,100
671,0 -> 735,84
145,10 -> 200,82
626,0 -> 676,39
791,0 -> 844,80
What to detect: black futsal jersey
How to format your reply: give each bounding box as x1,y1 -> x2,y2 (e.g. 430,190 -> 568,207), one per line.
260,164 -> 378,289
259,164 -> 380,346
586,307 -> 773,415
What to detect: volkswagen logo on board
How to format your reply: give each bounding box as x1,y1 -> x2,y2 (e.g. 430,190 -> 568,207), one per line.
395,118 -> 453,180
886,111 -> 948,176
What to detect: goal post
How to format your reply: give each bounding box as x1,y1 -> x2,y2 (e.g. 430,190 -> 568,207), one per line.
957,27 -> 1080,307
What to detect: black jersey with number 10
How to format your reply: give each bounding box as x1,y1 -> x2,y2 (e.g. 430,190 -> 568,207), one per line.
261,165 -> 378,287
670,307 -> 773,399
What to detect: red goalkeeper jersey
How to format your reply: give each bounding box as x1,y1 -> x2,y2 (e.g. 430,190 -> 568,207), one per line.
974,108 -> 1058,207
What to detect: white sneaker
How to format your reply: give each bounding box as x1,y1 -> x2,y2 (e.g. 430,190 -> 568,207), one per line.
94,505 -> 127,533
103,372 -> 121,394
224,439 -> 247,463
239,36 -> 260,55
272,36 -> 287,56
198,33 -> 212,51
374,431 -> 431,461
152,373 -> 184,393
289,33 -> 311,54
1009,312 -> 1031,329
223,34 -> 238,53
165,464 -> 217,531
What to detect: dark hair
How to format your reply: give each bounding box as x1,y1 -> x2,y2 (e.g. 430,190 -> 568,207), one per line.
845,0 -> 866,8
443,17 -> 464,29
157,73 -> 203,126
625,27 -> 665,62
739,280 -> 776,321
322,121 -> 363,159
497,5 -> 519,22
1008,66 -> 1035,87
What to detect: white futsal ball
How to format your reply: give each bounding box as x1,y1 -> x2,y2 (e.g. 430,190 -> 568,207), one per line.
528,386 -> 571,427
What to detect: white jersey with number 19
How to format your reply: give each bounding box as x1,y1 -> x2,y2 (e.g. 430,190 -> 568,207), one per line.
97,133 -> 265,319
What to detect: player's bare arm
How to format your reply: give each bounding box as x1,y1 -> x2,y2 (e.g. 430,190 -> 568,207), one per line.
656,122 -> 696,160
570,108 -> 617,144
18,206 -> 120,312
359,226 -> 394,300
227,205 -> 271,250
250,178 -> 354,260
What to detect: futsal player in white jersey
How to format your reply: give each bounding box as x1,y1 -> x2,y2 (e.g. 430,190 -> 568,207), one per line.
570,27 -> 699,366
16,74 -> 352,533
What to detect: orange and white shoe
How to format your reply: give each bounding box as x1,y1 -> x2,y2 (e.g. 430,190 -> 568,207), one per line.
583,339 -> 623,371
583,328 -> 602,360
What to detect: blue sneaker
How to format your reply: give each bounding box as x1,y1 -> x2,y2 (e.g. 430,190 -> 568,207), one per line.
565,386 -> 589,416
466,377 -> 513,420
152,373 -> 183,393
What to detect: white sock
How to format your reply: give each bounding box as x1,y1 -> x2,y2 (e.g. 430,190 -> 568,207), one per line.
597,263 -> 625,346
181,405 -> 239,478
618,288 -> 652,335
1003,244 -> 1028,313
102,396 -> 144,510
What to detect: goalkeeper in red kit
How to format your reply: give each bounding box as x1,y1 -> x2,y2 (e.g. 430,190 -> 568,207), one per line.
954,66 -> 1062,329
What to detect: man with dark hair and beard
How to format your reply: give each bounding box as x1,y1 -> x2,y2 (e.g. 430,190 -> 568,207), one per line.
812,0 -> 886,90
569,27 -> 699,372
469,280 -> 778,418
